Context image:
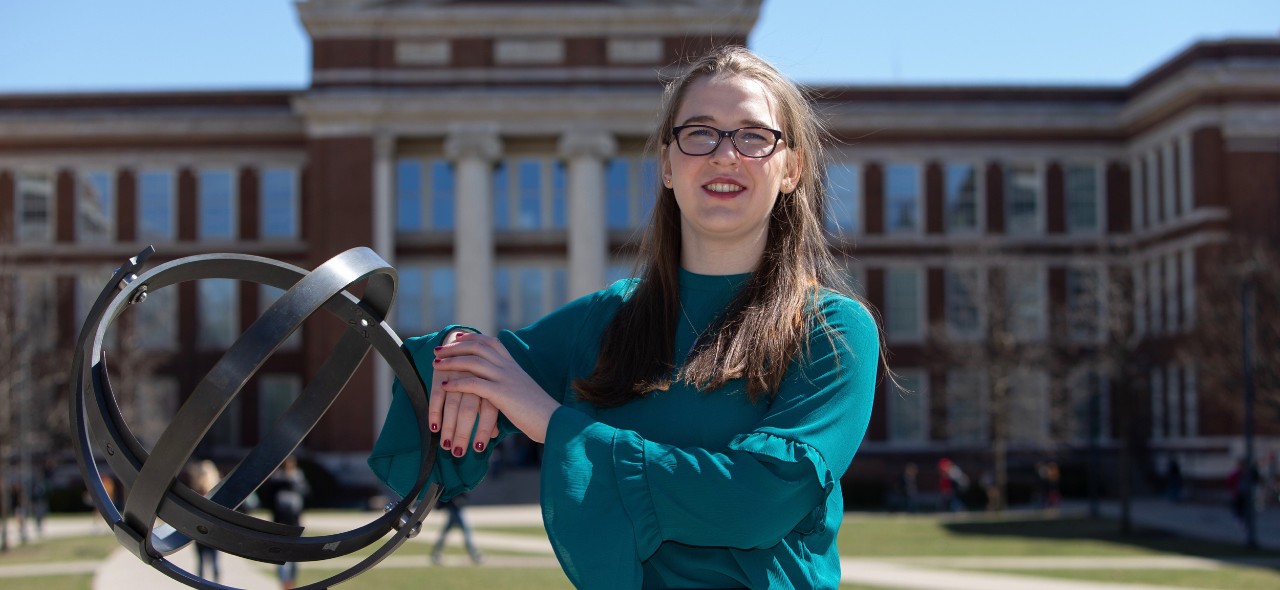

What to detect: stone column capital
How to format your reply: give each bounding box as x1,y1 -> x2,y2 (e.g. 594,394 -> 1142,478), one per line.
444,124 -> 503,162
558,130 -> 617,160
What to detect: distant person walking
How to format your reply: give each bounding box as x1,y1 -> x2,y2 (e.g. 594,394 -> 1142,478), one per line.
431,493 -> 483,565
268,456 -> 310,590
190,460 -> 222,583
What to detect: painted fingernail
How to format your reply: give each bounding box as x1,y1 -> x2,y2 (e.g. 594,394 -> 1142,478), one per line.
434,346 -> 442,351
475,441 -> 485,452
430,423 -> 439,432
441,380 -> 448,386
452,447 -> 464,457
432,358 -> 441,364
442,439 -> 451,449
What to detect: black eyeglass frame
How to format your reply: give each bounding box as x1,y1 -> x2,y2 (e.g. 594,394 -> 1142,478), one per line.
670,124 -> 785,158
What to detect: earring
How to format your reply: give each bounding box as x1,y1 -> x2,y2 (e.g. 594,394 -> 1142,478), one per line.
664,178 -> 671,186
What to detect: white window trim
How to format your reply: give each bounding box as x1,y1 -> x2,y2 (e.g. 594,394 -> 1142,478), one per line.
1144,151 -> 1160,227
1161,141 -> 1178,221
1178,133 -> 1195,215
499,157 -> 567,231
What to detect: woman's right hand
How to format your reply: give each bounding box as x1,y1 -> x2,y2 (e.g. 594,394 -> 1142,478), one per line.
430,329 -> 501,458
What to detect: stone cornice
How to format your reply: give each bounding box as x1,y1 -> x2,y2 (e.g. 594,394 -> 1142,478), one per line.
293,89 -> 662,137
444,123 -> 503,161
298,2 -> 761,38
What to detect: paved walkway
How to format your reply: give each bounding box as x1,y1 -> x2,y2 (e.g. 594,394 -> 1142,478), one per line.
1,498 -> 1276,590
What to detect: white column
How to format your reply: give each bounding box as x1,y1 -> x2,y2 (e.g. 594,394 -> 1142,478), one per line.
372,132 -> 395,436
446,124 -> 502,334
1178,132 -> 1194,214
559,131 -> 617,299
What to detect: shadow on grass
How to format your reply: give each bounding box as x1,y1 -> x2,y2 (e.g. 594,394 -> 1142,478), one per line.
942,516 -> 1280,570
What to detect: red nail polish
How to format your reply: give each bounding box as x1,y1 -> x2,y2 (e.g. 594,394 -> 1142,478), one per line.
442,439 -> 451,449
434,346 -> 442,351
475,441 -> 485,452
441,380 -> 448,386
430,423 -> 439,432
433,358 -> 441,364
452,447 -> 464,457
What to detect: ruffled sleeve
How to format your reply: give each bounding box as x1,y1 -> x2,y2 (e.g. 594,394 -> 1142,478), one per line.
367,325 -> 502,501
539,294 -> 879,587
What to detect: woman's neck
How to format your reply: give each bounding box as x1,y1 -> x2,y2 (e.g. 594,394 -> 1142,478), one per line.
680,232 -> 765,275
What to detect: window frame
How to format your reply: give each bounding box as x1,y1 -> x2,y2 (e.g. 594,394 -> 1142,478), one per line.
883,161 -> 923,235
1063,160 -> 1104,235
16,170 -> 55,244
138,168 -> 177,242
198,168 -> 238,241
1002,161 -> 1044,236
943,161 -> 984,235
884,265 -> 925,344
260,167 -> 300,240
77,169 -> 115,243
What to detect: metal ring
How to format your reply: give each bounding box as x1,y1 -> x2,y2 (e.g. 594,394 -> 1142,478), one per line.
70,247 -> 441,590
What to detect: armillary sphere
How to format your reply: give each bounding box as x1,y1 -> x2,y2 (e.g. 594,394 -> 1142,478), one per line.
70,246 -> 442,589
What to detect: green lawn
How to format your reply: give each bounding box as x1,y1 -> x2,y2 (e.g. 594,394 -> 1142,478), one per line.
2,512 -> 1277,590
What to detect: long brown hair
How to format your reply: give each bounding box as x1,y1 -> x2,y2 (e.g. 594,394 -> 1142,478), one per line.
574,45 -> 876,406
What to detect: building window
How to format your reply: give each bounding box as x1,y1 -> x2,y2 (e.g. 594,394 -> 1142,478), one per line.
494,158 -> 567,231
197,279 -> 238,349
1130,156 -> 1145,231
1065,163 -> 1101,233
1165,364 -> 1182,438
199,169 -> 236,240
1164,254 -> 1179,332
494,263 -> 568,331
1005,265 -> 1046,341
260,285 -> 301,351
945,267 -> 984,340
396,159 -> 456,232
261,168 -> 299,239
1065,266 -> 1104,343
605,157 -> 659,230
884,163 -> 920,234
947,368 -> 988,444
885,266 -> 923,343
1147,259 -> 1162,334
259,374 -> 302,443
1003,266 -> 1044,340
134,286 -> 178,350
16,171 -> 54,243
826,160 -> 860,234
78,170 -> 114,243
1133,264 -> 1147,336
1065,368 -> 1110,442
137,377 -> 180,446
1150,367 -> 1165,440
1005,368 -> 1048,446
1004,162 -> 1041,235
138,170 -> 175,241
1181,248 -> 1195,329
944,162 -> 981,233
395,265 -> 455,336
1183,364 -> 1198,438
888,369 -> 928,444
15,274 -> 56,350
1144,151 -> 1160,227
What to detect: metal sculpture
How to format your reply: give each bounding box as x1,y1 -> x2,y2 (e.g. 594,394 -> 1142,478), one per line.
70,247 -> 441,589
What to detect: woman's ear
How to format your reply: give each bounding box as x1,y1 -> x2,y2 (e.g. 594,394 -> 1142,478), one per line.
660,144 -> 673,188
782,149 -> 803,194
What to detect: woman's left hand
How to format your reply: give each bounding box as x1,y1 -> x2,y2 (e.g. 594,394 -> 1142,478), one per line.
432,332 -> 560,444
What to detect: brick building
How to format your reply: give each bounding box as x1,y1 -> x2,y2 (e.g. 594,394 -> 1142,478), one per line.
1,0 -> 1277,501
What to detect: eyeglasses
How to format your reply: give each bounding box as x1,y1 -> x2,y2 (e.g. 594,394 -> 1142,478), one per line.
670,125 -> 785,158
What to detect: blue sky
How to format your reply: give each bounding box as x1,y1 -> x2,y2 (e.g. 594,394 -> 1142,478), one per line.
0,0 -> 1276,92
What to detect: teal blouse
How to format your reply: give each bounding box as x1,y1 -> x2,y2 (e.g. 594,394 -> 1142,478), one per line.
369,269 -> 879,589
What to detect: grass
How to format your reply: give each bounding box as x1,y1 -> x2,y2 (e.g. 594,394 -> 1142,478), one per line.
2,511 -> 1278,590
0,534 -> 116,564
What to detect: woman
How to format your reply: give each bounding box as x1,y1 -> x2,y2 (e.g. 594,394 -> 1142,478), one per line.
370,45 -> 881,589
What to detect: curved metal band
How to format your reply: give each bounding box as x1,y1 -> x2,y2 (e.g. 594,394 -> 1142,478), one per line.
70,247 -> 440,590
